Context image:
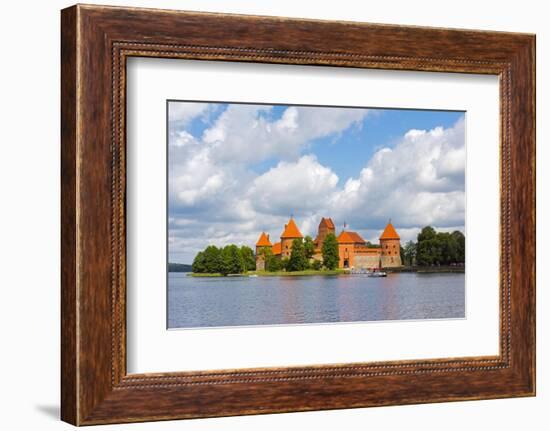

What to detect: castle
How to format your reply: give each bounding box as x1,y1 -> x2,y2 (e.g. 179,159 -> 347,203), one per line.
255,217 -> 402,270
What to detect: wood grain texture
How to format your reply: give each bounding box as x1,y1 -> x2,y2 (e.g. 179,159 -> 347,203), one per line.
60,5 -> 78,425
60,4 -> 535,425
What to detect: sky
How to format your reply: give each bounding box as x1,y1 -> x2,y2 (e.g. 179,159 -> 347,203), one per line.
168,101 -> 466,264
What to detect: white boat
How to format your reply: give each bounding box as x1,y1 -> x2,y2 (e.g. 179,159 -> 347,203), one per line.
350,268 -> 387,277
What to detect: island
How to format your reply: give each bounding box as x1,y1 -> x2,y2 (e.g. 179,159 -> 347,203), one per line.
189,216 -> 464,277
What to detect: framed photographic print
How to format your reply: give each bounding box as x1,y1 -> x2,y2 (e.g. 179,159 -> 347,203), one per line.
165,100 -> 467,330
61,4 -> 535,425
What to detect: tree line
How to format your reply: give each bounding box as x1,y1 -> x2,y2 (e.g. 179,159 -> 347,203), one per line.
192,244 -> 256,275
401,226 -> 465,266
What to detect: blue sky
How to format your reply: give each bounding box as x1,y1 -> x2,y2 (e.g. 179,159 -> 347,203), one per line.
168,101 -> 465,264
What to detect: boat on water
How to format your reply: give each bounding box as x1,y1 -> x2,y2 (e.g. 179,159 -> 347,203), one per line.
350,268 -> 387,277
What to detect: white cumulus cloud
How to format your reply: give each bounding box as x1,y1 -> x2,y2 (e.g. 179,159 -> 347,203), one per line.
202,104 -> 369,164
327,117 -> 465,231
249,155 -> 338,215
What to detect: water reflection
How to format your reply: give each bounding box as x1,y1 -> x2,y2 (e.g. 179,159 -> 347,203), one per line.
168,273 -> 465,329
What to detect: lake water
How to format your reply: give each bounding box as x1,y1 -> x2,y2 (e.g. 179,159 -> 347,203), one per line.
167,272 -> 465,329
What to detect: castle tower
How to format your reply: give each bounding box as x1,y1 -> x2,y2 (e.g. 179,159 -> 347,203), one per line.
255,232 -> 272,255
315,217 -> 335,249
280,217 -> 303,258
379,221 -> 402,268
255,232 -> 272,271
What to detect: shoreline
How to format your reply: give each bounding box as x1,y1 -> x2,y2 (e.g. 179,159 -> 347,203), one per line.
184,266 -> 464,277
189,269 -> 347,277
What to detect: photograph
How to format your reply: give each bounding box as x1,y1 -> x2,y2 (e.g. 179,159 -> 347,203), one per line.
167,101 -> 466,329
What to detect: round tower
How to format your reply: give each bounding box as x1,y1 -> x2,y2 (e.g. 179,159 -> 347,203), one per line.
379,221 -> 402,268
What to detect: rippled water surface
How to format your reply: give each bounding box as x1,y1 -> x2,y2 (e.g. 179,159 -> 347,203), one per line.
168,272 -> 465,329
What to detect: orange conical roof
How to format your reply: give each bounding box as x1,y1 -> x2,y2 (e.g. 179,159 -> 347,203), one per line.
380,222 -> 400,240
281,218 -> 303,239
256,232 -> 272,247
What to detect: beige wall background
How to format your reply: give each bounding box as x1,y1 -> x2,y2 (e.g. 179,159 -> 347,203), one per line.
0,0 -> 546,430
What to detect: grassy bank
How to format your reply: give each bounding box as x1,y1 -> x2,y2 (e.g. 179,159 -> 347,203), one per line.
252,269 -> 347,277
191,269 -> 348,277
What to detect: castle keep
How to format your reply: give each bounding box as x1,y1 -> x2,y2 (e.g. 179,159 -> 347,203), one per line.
255,217 -> 402,270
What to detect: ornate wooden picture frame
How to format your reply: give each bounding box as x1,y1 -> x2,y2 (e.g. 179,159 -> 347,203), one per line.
61,4 -> 535,425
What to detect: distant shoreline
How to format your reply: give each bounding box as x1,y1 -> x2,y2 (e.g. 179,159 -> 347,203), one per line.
184,266 -> 464,277
168,263 -> 192,273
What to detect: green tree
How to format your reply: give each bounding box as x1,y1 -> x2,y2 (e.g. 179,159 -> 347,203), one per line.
267,254 -> 283,272
304,235 -> 315,260
418,226 -> 437,242
287,238 -> 308,271
240,245 -> 256,271
266,257 -> 282,272
403,241 -> 417,266
191,251 -> 206,273
322,233 -> 339,270
416,238 -> 438,265
281,257 -> 290,271
220,244 -> 245,276
437,232 -> 457,265
311,259 -> 322,270
416,227 -> 441,266
416,227 -> 466,266
203,245 -> 222,273
451,230 -> 465,263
